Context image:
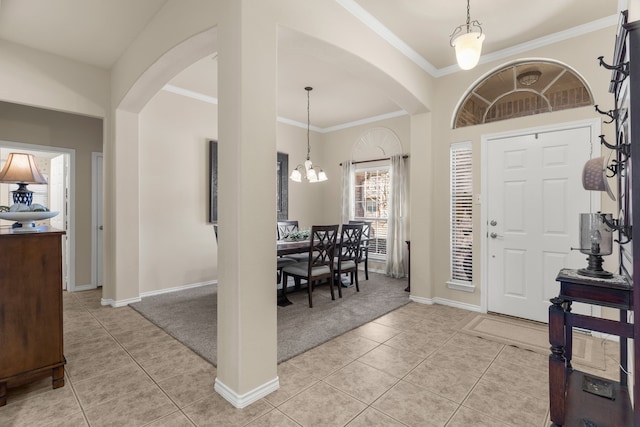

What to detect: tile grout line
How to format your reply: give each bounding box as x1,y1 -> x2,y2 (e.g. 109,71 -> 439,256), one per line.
74,295 -> 195,426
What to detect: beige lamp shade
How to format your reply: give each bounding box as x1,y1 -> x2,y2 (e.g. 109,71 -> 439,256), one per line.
0,153 -> 47,184
582,156 -> 614,201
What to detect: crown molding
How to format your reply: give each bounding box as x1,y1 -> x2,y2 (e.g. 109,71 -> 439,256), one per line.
336,0 -> 619,78
335,0 -> 439,76
163,84 -> 218,104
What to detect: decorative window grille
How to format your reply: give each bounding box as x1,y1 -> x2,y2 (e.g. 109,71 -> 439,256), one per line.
353,167 -> 389,259
450,142 -> 473,283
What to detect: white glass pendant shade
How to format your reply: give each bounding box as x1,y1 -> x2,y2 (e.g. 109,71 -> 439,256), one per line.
317,170 -> 328,182
290,168 -> 302,182
306,168 -> 318,182
452,32 -> 485,70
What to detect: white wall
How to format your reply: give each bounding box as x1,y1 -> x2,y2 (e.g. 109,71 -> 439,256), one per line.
138,90 -> 218,293
0,40 -> 108,118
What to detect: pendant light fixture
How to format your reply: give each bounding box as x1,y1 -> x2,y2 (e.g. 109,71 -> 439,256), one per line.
449,0 -> 485,70
290,86 -> 327,183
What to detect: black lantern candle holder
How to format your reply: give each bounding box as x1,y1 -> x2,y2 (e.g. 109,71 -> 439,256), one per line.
577,213 -> 613,278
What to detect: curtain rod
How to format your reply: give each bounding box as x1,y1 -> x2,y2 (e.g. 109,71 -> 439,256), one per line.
339,155 -> 409,166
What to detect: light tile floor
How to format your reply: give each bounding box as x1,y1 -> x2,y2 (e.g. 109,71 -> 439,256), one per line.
0,288 -> 621,427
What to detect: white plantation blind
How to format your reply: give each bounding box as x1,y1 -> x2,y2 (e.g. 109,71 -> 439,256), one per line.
450,142 -> 473,283
353,167 -> 389,258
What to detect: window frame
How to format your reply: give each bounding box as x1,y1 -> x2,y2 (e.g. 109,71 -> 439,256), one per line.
448,141 -> 474,291
352,164 -> 390,261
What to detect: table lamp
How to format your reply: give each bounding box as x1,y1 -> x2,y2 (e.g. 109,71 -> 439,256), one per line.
0,152 -> 48,206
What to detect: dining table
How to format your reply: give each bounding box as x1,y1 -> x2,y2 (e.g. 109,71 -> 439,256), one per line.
277,238 -> 312,257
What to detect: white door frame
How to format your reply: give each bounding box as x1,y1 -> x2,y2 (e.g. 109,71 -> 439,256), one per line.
91,152 -> 103,288
0,140 -> 76,291
480,118 -> 602,317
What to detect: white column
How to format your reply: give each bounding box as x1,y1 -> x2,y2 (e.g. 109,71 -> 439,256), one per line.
408,112 -> 433,302
214,0 -> 279,407
102,108 -> 141,305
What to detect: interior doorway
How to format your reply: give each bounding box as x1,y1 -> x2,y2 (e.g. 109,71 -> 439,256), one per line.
92,153 -> 103,288
0,142 -> 75,291
481,119 -> 601,323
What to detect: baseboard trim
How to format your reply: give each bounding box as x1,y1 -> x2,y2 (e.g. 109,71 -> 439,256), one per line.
214,376 -> 280,408
140,280 -> 217,298
432,297 -> 482,313
101,296 -> 141,307
99,280 -> 217,308
409,295 -> 434,305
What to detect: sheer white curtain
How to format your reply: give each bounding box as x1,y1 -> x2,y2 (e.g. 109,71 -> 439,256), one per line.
341,160 -> 354,224
386,154 -> 408,278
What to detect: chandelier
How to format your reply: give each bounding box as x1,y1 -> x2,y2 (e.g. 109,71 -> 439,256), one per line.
290,87 -> 327,183
449,0 -> 485,70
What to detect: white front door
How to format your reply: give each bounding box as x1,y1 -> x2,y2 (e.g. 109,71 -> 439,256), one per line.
486,124 -> 598,323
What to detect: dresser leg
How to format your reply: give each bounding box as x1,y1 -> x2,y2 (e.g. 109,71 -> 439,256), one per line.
52,366 -> 65,389
549,297 -> 567,426
0,382 -> 6,406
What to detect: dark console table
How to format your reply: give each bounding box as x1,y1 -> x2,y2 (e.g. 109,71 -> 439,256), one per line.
549,268 -> 633,426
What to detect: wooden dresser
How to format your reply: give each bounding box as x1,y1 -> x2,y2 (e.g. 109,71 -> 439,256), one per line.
0,226 -> 66,406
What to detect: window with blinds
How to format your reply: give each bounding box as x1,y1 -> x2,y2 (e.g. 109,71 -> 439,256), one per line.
353,167 -> 390,259
449,142 -> 473,284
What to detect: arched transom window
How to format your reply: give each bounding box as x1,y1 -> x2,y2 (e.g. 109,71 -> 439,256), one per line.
453,60 -> 593,128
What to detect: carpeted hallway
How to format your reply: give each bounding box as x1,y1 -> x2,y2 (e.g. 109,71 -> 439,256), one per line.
0,287 -> 620,426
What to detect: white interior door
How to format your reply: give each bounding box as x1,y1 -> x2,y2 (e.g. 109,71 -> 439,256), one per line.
486,125 -> 597,323
49,154 -> 68,289
93,153 -> 103,287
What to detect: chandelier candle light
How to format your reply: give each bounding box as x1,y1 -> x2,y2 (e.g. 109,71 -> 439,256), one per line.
290,86 -> 327,183
450,0 -> 485,70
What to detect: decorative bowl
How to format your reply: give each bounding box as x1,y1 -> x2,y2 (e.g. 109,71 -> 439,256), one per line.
0,211 -> 59,226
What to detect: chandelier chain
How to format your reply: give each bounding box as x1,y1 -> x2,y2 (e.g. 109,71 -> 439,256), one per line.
306,87 -> 311,161
466,0 -> 470,32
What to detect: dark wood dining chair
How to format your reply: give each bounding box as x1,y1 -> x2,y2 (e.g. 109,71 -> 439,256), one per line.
334,223 -> 363,297
277,220 -> 299,240
280,224 -> 339,308
349,220 -> 372,280
277,220 -> 309,262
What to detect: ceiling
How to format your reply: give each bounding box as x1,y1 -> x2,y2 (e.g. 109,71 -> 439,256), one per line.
0,0 -> 620,130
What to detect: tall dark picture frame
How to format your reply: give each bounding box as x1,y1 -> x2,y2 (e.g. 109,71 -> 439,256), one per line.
209,140 -> 289,223
277,152 -> 289,221
209,140 -> 218,223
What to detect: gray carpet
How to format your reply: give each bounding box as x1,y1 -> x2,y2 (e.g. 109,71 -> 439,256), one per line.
130,272 -> 409,366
